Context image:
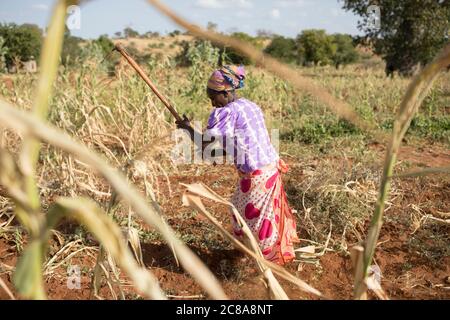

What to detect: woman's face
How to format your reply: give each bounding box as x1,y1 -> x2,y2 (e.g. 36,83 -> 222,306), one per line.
207,88 -> 230,108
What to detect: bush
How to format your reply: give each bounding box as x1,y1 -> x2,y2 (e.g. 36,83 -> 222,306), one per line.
331,34 -> 358,68
175,40 -> 220,101
296,29 -> 335,66
61,29 -> 83,66
169,30 -> 181,37
220,32 -> 263,65
0,23 -> 42,67
408,116 -> 450,142
0,36 -> 8,72
92,35 -> 114,55
123,27 -> 139,38
281,119 -> 361,144
175,40 -> 220,67
143,31 -> 160,38
264,36 -> 298,64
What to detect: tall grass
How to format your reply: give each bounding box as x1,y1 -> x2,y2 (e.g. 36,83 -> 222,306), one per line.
0,0 -> 226,300
353,44 -> 450,299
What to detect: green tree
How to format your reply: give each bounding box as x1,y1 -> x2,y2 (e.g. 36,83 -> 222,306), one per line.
123,27 -> 139,38
0,36 -> 8,72
341,0 -> 450,76
296,29 -> 336,66
264,36 -> 298,64
221,32 -> 264,65
207,22 -> 218,32
61,28 -> 83,66
93,35 -> 114,55
256,29 -> 274,39
331,33 -> 358,68
143,31 -> 160,38
0,23 -> 42,67
169,30 -> 181,37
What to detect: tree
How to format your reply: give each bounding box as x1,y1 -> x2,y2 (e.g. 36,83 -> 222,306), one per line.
256,29 -> 274,39
296,29 -> 336,66
143,31 -> 160,38
341,0 -> 450,76
169,30 -> 181,37
114,31 -> 122,38
61,27 -> 83,66
92,35 -> 114,55
207,22 -> 218,32
264,36 -> 298,64
331,33 -> 358,68
123,27 -> 139,38
0,36 -> 8,72
221,32 -> 264,65
0,23 -> 42,67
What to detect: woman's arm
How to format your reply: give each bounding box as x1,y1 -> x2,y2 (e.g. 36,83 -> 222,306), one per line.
175,116 -> 226,157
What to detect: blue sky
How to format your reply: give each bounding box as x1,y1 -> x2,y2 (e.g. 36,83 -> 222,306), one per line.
0,0 -> 362,39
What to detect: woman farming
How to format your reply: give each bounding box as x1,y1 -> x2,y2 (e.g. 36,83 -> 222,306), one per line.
176,65 -> 299,265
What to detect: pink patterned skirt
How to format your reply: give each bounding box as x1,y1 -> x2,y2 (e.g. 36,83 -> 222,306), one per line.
231,159 -> 299,265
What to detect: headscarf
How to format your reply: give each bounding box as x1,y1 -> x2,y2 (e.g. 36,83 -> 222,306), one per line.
207,65 -> 246,92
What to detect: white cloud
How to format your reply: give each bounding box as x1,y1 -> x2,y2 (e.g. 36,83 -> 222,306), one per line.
31,4 -> 49,11
270,8 -> 281,19
195,0 -> 253,9
277,0 -> 310,8
195,0 -> 223,9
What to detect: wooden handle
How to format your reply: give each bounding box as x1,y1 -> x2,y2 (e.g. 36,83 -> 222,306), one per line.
114,43 -> 183,122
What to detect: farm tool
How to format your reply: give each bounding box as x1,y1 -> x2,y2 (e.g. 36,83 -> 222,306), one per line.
113,43 -> 184,122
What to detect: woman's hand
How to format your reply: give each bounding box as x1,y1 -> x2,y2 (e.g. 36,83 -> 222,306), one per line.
175,114 -> 193,131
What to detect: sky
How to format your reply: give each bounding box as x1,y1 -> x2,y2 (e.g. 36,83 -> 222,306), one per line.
0,0 -> 363,39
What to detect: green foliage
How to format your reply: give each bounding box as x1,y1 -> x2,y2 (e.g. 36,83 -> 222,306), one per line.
207,22 -> 218,32
176,39 -> 220,67
342,0 -> 450,76
61,28 -> 83,66
265,32 -> 358,68
281,118 -> 361,144
0,36 -> 8,72
169,30 -> 181,37
93,35 -> 114,55
221,32 -> 264,65
409,116 -> 450,142
264,36 -> 298,64
331,33 -> 359,68
0,23 -> 42,66
296,29 -> 336,66
183,40 -> 221,101
77,41 -> 113,74
143,31 -> 160,38
123,27 -> 139,38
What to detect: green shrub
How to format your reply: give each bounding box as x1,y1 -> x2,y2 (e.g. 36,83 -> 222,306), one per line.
264,36 -> 298,64
0,23 -> 42,67
281,118 -> 361,144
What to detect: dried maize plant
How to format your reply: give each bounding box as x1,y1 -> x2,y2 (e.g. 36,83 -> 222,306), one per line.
0,0 -> 228,300
353,43 -> 450,300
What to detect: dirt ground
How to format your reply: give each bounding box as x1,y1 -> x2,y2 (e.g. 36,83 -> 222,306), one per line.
0,144 -> 449,300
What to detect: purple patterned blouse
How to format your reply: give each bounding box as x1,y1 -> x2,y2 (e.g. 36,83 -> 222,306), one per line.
205,98 -> 279,173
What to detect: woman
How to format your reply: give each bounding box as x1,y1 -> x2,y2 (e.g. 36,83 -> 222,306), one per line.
176,65 -> 299,265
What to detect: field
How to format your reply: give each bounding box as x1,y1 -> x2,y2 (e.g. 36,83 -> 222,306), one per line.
0,29 -> 449,300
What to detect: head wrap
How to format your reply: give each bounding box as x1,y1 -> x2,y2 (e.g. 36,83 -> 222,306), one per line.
207,65 -> 246,92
